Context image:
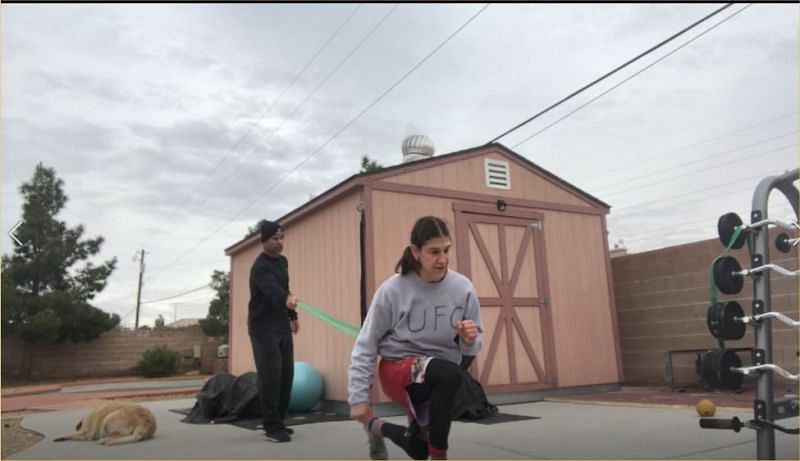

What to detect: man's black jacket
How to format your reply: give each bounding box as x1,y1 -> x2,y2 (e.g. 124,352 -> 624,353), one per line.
248,253 -> 297,335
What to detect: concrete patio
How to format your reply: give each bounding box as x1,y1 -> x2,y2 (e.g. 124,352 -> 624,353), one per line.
7,397 -> 798,459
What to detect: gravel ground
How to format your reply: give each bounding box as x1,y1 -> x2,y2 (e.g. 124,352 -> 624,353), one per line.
2,411 -> 46,459
1,392 -> 198,458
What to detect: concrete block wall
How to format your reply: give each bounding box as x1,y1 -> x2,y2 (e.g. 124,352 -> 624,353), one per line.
1,334 -> 25,379
2,327 -> 224,382
612,229 -> 798,386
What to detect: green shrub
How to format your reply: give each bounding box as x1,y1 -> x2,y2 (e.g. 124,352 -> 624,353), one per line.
21,308 -> 61,344
138,345 -> 180,377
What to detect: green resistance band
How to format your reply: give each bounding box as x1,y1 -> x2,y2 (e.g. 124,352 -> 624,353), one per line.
296,301 -> 361,339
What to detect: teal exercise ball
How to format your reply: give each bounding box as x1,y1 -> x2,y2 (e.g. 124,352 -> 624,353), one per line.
289,362 -> 323,412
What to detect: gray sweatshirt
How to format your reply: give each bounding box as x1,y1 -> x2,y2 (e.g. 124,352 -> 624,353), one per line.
348,269 -> 483,405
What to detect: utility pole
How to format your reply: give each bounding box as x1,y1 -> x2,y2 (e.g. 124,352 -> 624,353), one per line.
173,303 -> 178,323
134,249 -> 146,329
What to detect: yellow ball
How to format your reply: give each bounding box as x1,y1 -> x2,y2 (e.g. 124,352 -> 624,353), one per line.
696,399 -> 716,417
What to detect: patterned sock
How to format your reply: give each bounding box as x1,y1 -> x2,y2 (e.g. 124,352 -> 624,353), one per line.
365,417 -> 384,437
428,444 -> 447,459
381,422 -> 429,460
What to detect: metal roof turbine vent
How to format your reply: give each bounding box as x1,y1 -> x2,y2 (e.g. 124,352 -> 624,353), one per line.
401,134 -> 435,163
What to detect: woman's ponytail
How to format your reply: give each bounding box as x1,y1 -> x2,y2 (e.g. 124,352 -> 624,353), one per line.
394,216 -> 450,275
395,246 -> 419,275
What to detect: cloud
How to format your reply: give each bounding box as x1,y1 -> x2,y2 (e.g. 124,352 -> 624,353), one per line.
2,3 -> 797,323
128,119 -> 239,152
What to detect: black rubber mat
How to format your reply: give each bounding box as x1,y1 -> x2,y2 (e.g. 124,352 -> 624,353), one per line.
229,412 -> 350,430
463,412 -> 540,425
170,408 -> 349,429
171,407 -> 537,428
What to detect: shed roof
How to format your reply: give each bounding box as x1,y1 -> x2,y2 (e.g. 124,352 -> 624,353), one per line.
225,142 -> 608,255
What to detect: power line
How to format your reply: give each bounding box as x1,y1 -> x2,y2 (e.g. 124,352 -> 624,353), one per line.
168,257 -> 230,270
592,131 -> 797,194
94,248 -> 228,308
140,284 -> 211,304
97,4 -> 384,310
144,4 -> 491,283
487,3 -> 734,143
97,291 -> 139,308
611,178 -> 793,226
141,296 -> 212,313
140,305 -> 175,314
618,202 -> 795,244
144,5 -> 398,256
139,4 -> 363,251
596,143 -> 796,200
611,169 -> 786,214
611,205 -> 795,252
611,176 -> 788,227
511,3 -> 751,148
144,293 -> 214,306
572,111 -> 797,183
121,306 -> 137,321
121,118 -> 793,297
610,168 -> 796,222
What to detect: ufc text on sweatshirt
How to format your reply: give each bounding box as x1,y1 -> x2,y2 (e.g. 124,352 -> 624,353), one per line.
348,269 -> 483,405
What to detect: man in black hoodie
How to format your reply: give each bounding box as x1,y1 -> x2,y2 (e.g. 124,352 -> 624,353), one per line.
248,220 -> 299,443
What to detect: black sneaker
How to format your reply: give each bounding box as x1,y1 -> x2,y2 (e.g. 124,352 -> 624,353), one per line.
281,426 -> 294,435
265,429 -> 291,443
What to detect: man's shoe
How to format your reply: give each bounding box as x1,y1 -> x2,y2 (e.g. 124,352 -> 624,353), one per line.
368,432 -> 388,460
281,426 -> 294,435
265,429 -> 291,443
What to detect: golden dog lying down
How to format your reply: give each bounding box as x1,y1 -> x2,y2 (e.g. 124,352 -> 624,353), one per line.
54,401 -> 156,445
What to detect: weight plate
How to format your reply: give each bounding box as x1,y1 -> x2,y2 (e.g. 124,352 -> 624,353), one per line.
718,213 -> 745,249
775,233 -> 792,254
713,256 -> 744,295
718,349 -> 744,391
721,301 -> 745,341
701,350 -> 720,389
706,303 -> 724,339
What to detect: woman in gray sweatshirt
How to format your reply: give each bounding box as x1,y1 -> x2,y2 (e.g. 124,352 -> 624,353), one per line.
348,216 -> 483,460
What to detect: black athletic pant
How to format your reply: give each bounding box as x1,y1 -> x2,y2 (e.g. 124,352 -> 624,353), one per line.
249,331 -> 294,433
381,358 -> 462,459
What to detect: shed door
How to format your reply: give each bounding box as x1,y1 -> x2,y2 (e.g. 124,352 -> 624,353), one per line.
455,208 -> 557,392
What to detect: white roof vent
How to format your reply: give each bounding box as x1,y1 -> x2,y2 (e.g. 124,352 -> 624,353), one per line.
485,158 -> 511,190
402,134 -> 435,163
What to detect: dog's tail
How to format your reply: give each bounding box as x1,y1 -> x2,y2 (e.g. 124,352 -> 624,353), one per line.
54,433 -> 81,442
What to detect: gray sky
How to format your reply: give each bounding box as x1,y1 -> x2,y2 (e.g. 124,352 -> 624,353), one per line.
2,3 -> 798,327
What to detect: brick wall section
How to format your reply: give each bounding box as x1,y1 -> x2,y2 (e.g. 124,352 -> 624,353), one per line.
612,229 -> 798,385
2,327 -> 224,382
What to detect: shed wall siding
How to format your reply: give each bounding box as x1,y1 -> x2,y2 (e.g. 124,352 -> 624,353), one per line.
367,190 -> 460,402
370,189 -> 619,390
227,145 -> 617,403
543,211 -> 619,386
371,190 -> 460,283
230,190 -> 363,402
229,240 -> 262,376
382,150 -> 593,209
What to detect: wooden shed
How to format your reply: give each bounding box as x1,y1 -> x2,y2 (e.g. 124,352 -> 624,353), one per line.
225,142 -> 622,405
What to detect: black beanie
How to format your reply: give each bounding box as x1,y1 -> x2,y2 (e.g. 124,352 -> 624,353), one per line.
260,220 -> 283,241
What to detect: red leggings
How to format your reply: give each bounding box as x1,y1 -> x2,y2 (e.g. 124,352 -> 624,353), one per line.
378,357 -> 463,453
